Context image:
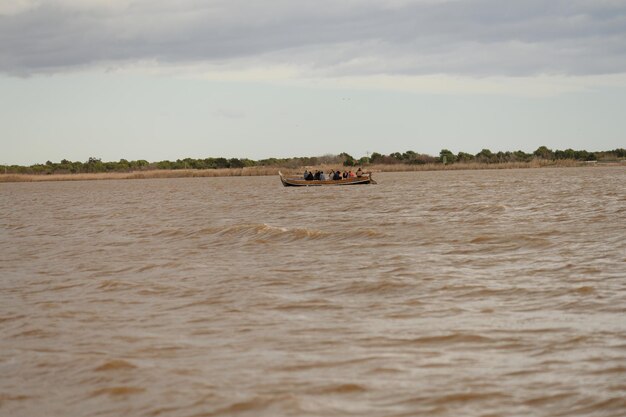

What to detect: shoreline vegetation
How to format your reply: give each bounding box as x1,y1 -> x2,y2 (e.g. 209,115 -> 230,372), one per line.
2,147 -> 624,183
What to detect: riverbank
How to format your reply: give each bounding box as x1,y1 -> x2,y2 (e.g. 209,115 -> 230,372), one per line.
0,159 -> 618,183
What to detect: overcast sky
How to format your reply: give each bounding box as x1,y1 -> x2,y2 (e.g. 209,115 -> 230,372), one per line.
2,0 -> 625,165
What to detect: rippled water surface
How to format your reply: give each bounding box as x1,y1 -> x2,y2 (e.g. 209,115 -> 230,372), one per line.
1,167 -> 625,417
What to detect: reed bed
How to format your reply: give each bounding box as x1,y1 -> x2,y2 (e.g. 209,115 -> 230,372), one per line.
0,160 -> 596,183
0,166 -> 281,183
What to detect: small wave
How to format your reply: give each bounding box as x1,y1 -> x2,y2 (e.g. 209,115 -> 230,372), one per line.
0,314 -> 26,323
274,300 -> 343,311
47,283 -> 84,292
94,360 -> 137,372
530,336 -> 593,356
367,366 -> 403,374
465,203 -> 509,214
438,284 -> 532,299
469,234 -> 553,249
428,203 -> 508,214
133,222 -> 385,247
362,333 -> 492,347
4,223 -> 29,231
524,392 -> 574,406
428,204 -> 459,213
12,328 -> 54,338
98,279 -> 135,291
317,279 -> 413,296
346,229 -> 383,239
563,396 -> 626,415
137,263 -> 163,273
217,223 -> 326,242
151,228 -> 186,238
571,285 -> 596,295
313,383 -> 368,394
590,365 -> 626,375
206,394 -> 302,416
214,223 -> 383,245
278,357 -> 377,372
0,394 -> 32,406
494,327 -> 570,335
90,386 -> 145,397
431,390 -> 511,405
409,333 -> 492,345
139,226 -> 221,241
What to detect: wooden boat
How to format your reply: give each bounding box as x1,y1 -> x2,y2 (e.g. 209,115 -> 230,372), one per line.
279,171 -> 376,187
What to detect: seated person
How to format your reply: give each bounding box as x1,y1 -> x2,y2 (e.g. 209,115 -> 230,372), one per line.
319,171 -> 326,180
306,171 -> 314,180
348,170 -> 356,178
356,167 -> 363,177
314,170 -> 321,180
333,171 -> 342,180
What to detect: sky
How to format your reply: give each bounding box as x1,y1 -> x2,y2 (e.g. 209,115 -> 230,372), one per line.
1,0 -> 625,165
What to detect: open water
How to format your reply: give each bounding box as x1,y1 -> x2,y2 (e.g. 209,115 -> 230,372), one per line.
1,167 -> 625,417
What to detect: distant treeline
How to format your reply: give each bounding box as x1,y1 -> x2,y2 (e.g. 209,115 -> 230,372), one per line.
2,147 -> 625,175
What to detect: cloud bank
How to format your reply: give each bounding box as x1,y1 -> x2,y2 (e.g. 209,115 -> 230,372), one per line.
1,0 -> 626,77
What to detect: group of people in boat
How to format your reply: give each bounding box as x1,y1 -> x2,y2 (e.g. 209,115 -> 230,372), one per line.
303,167 -> 364,181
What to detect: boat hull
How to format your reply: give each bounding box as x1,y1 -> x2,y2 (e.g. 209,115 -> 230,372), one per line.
279,171 -> 376,186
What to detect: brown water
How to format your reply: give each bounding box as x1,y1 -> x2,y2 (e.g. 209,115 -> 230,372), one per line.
1,167 -> 625,417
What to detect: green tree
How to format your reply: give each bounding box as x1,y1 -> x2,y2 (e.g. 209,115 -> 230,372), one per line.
475,149 -> 494,163
85,157 -> 104,172
339,152 -> 355,166
117,159 -> 130,171
240,158 -> 256,168
457,152 -> 474,163
554,148 -> 575,160
157,160 -> 172,170
135,160 -> 150,169
439,149 -> 457,164
214,158 -> 229,169
574,150 -> 589,160
512,150 -> 531,162
533,146 -> 554,160
229,158 -> 244,168
402,150 -> 417,161
370,152 -> 383,163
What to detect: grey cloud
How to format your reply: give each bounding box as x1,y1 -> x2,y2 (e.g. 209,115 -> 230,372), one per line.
1,0 -> 626,76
